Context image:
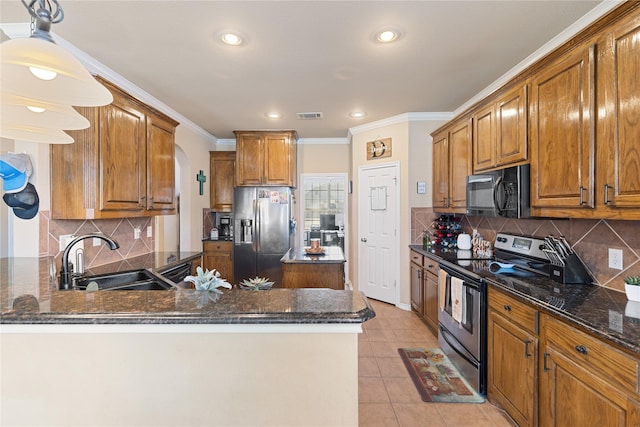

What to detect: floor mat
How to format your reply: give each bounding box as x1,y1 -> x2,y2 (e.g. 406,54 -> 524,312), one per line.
398,347 -> 485,403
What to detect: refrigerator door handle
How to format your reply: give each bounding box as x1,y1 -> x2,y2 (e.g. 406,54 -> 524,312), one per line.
254,198 -> 260,252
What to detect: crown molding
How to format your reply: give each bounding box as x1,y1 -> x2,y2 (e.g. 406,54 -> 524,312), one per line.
298,138 -> 349,145
453,0 -> 623,116
0,23 -> 218,145
349,112 -> 453,136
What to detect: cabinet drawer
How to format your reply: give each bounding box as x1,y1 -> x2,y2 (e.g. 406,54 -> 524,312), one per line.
488,288 -> 538,334
410,250 -> 424,267
204,241 -> 233,253
423,257 -> 439,277
544,315 -> 640,396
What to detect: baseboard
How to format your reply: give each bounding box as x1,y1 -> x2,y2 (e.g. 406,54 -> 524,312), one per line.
396,302 -> 411,311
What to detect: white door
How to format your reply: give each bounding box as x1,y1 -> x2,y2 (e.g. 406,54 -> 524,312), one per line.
358,163 -> 399,304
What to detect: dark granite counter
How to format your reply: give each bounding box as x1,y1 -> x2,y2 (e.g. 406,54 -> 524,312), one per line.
1,255 -> 374,325
410,244 -> 640,355
281,246 -> 346,264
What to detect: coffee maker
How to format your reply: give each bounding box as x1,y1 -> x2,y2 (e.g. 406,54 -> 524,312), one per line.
220,216 -> 231,238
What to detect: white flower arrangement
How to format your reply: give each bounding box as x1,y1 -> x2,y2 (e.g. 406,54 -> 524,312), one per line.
184,266 -> 232,294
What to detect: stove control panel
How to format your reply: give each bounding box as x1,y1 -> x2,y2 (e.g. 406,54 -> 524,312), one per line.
494,233 -> 548,260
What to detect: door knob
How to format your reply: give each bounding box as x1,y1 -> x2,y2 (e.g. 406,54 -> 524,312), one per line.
361,237 -> 367,242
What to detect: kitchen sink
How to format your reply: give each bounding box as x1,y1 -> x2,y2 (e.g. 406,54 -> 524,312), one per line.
73,269 -> 176,291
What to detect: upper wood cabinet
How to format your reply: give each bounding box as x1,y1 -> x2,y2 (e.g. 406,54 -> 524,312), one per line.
473,84 -> 528,172
51,78 -> 178,219
234,130 -> 297,187
431,117 -> 471,213
595,12 -> 640,218
209,151 -> 235,212
530,44 -> 596,211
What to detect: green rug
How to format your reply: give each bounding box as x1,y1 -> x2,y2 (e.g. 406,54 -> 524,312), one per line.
398,348 -> 485,403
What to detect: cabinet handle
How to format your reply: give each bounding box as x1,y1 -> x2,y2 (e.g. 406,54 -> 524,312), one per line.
604,184 -> 611,205
543,352 -> 550,372
428,264 -> 434,269
503,304 -> 512,312
575,345 -> 588,355
579,186 -> 585,206
524,340 -> 531,358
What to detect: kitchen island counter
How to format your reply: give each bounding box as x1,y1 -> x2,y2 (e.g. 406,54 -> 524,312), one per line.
1,256 -> 373,426
280,246 -> 347,290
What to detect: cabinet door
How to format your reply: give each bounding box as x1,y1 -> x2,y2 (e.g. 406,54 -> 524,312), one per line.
423,270 -> 438,335
203,242 -> 233,284
473,104 -> 496,172
235,133 -> 264,186
488,310 -> 537,427
598,15 -> 640,209
432,130 -> 449,209
496,84 -> 528,166
99,91 -> 146,212
530,44 -> 595,210
449,118 -> 472,211
540,347 -> 640,427
146,113 -> 176,212
410,262 -> 423,313
264,132 -> 294,186
210,152 -> 236,212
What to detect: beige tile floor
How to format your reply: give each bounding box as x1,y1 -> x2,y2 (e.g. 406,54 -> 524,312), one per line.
358,299 -> 516,427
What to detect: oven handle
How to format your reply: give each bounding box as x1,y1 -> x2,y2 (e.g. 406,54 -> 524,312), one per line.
438,323 -> 479,368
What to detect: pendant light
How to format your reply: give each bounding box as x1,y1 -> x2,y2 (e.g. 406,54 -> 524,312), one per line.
1,124 -> 74,144
0,0 -> 112,107
1,92 -> 90,130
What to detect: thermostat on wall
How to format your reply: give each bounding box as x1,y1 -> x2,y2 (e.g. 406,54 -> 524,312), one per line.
417,181 -> 426,194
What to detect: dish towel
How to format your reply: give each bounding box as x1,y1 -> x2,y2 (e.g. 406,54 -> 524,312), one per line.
451,277 -> 463,324
438,270 -> 447,310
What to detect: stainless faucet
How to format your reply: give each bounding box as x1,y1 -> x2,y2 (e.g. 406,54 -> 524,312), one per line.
59,234 -> 119,289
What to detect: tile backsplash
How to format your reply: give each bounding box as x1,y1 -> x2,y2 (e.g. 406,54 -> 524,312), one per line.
39,210 -> 155,271
411,207 -> 640,292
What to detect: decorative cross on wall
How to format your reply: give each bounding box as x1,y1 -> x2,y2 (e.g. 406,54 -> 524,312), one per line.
196,170 -> 206,195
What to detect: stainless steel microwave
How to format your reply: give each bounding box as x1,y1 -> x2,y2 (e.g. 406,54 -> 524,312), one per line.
466,164 -> 530,218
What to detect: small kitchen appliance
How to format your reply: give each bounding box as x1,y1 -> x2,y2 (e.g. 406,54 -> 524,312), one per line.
466,164 -> 530,218
220,216 -> 231,237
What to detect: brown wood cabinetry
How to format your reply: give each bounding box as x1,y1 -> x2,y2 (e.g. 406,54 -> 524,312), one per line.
473,84 -> 528,172
488,285 -> 640,427
431,117 -> 471,213
51,78 -> 178,219
409,249 -> 438,335
487,288 -> 538,427
530,43 -> 596,211
539,314 -> 640,426
209,151 -> 235,212
234,130 -> 297,187
203,241 -> 233,284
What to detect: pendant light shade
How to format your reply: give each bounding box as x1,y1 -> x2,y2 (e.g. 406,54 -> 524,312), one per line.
0,37 -> 113,107
1,124 -> 74,144
1,92 -> 89,131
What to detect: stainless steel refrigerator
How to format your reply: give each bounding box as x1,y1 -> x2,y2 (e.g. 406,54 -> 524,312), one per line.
233,187 -> 292,286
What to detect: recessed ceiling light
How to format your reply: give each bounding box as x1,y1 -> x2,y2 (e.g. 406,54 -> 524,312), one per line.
265,112 -> 282,119
349,111 -> 366,119
220,31 -> 243,46
373,27 -> 402,44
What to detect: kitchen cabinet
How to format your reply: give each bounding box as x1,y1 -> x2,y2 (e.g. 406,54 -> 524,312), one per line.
487,288 -> 538,427
595,12 -> 640,217
209,151 -> 235,212
409,249 -> 438,336
539,314 -> 640,427
234,130 -> 297,187
51,78 -> 178,219
203,241 -> 234,284
473,84 -> 528,172
431,117 -> 471,213
530,43 -> 596,211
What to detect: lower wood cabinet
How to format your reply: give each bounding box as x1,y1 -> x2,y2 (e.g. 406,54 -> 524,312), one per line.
487,288 -> 538,427
203,241 -> 233,284
409,249 -> 438,336
488,285 -> 640,427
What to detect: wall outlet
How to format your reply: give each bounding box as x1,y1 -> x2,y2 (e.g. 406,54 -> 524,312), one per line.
609,248 -> 623,270
134,227 -> 141,240
93,237 -> 102,247
147,226 -> 152,238
59,234 -> 84,262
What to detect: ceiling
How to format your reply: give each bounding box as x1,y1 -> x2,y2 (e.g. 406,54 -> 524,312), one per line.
0,1 -> 605,141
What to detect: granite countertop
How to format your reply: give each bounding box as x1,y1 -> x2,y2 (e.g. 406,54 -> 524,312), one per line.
1,254 -> 374,325
281,246 -> 346,264
410,245 -> 640,355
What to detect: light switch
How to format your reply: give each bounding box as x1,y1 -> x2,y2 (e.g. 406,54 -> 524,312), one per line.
147,226 -> 152,238
417,181 -> 426,194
